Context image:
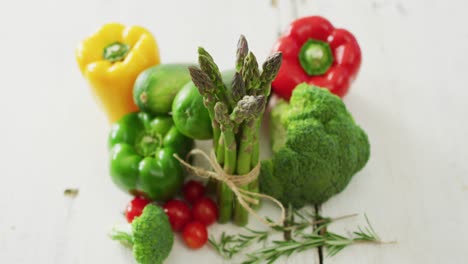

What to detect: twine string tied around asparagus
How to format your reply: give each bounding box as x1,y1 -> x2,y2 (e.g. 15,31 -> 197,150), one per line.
173,149 -> 285,227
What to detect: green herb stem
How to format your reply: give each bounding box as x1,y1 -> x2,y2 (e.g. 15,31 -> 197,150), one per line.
210,213 -> 386,263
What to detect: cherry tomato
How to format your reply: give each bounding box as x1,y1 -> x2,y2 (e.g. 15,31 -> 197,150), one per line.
163,199 -> 192,232
192,197 -> 218,226
183,180 -> 206,204
182,221 -> 208,249
126,196 -> 150,223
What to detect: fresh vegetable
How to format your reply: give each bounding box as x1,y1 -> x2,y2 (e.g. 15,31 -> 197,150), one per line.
172,71 -> 235,140
126,196 -> 151,223
183,221 -> 208,249
109,112 -> 193,201
271,16 -> 361,100
192,197 -> 218,226
260,84 -> 370,209
111,204 -> 174,264
76,23 -> 160,123
134,64 -> 193,115
188,36 -> 282,226
172,81 -> 213,139
163,199 -> 192,232
183,180 -> 206,204
209,213 -> 384,262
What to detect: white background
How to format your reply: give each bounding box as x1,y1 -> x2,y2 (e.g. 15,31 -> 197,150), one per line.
1,0 -> 467,263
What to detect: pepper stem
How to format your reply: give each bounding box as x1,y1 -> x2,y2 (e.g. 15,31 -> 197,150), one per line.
103,42 -> 130,62
135,132 -> 162,157
298,39 -> 333,76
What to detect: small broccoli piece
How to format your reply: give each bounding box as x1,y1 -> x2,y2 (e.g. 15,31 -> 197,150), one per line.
260,84 -> 370,208
111,204 -> 174,264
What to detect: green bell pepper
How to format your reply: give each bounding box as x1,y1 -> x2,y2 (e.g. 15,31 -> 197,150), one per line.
109,112 -> 193,201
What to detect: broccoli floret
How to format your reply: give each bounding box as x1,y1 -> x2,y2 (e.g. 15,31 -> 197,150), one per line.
260,84 -> 370,208
111,204 -> 174,264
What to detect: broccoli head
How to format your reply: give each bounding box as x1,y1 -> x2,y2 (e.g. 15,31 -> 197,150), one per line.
260,84 -> 370,208
111,204 -> 174,264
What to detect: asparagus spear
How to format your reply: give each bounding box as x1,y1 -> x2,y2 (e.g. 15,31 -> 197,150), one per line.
233,95 -> 266,226
215,102 -> 236,172
248,52 -> 283,207
236,35 -> 248,72
214,102 -> 237,222
198,48 -> 235,108
231,72 -> 246,103
234,53 -> 282,214
197,48 -> 233,163
189,66 -> 221,154
241,52 -> 260,94
232,41 -> 282,224
258,52 -> 283,96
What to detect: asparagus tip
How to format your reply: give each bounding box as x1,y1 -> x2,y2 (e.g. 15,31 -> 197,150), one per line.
237,35 -> 248,53
236,35 -> 249,71
259,52 -> 283,88
231,72 -> 246,101
189,66 -> 216,96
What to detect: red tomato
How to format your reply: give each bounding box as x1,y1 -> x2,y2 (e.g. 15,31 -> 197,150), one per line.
163,199 -> 192,232
183,180 -> 206,204
182,221 -> 208,249
126,196 -> 150,223
192,197 -> 218,226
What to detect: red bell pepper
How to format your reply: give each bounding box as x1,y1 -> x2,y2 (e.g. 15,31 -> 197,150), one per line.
271,16 -> 361,99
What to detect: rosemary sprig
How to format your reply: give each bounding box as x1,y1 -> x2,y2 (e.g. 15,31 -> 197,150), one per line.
354,215 -> 381,242
266,211 -> 357,236
320,215 -> 383,257
243,236 -> 325,264
209,213 -> 388,264
209,227 -> 269,259
244,214 -> 385,263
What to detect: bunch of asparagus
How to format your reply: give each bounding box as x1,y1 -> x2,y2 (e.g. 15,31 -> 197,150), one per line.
189,35 -> 282,226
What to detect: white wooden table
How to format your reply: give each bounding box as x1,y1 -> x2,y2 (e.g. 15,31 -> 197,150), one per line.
1,0 -> 467,263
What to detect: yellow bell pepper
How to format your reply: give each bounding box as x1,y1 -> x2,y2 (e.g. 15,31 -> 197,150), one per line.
76,23 -> 160,123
